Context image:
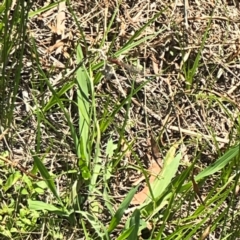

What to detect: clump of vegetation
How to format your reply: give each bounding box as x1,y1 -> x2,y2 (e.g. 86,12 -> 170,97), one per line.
0,0 -> 240,239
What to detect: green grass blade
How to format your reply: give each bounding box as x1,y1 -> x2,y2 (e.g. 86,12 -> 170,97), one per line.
113,33 -> 160,58
127,209 -> 140,240
28,200 -> 69,216
195,145 -> 239,181
116,226 -> 135,240
88,121 -> 102,213
32,155 -> 62,204
183,17 -> 212,88
100,1 -> 119,48
76,45 -> 91,179
43,82 -> 75,112
0,0 -> 6,15
28,0 -> 64,18
100,80 -> 149,133
178,145 -> 240,192
145,142 -> 181,204
76,210 -> 108,239
122,7 -> 168,47
108,186 -> 138,233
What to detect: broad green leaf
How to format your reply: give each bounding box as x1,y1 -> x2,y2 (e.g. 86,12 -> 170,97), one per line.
34,187 -> 44,194
108,186 -> 138,233
76,45 -> 91,179
145,142 -> 181,204
0,229 -> 11,238
35,180 -> 48,189
22,174 -> 33,192
3,171 -> 22,192
28,200 -> 61,211
28,200 -> 69,216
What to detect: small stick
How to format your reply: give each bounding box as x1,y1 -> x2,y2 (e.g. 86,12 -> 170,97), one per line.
0,156 -> 43,180
107,57 -> 144,75
0,128 -> 9,141
184,0 -> 189,29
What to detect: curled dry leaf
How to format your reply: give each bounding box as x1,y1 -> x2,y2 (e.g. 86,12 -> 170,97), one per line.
200,225 -> 211,240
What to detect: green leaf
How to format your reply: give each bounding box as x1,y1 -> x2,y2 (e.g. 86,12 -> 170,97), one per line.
116,226 -> 135,240
3,171 -> 22,192
22,175 -> 33,191
195,145 -> 239,181
21,188 -> 29,195
183,15 -> 212,88
177,145 -> 240,194
76,45 -> 91,179
88,121 -> 102,214
108,186 -> 138,233
106,138 -> 118,158
43,82 -> 75,112
21,218 -> 32,226
145,142 -> 181,204
34,187 -> 44,194
75,210 -> 107,239
33,155 -> 62,204
103,187 -> 114,216
28,200 -> 69,216
127,209 -> 140,240
35,180 -> 48,189
0,0 -> 6,14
